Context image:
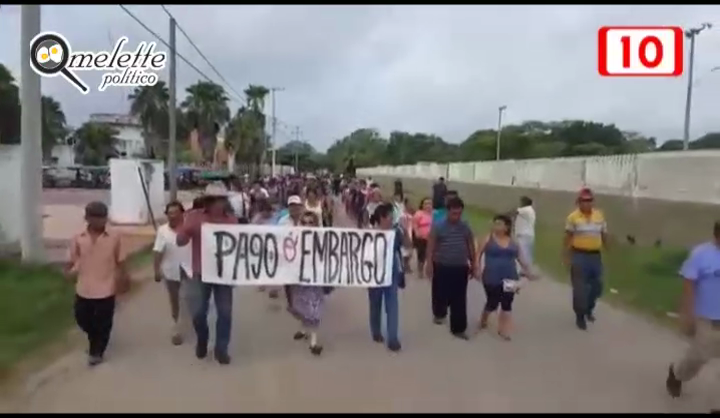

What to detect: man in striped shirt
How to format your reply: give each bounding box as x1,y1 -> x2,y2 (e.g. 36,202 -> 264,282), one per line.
425,196 -> 476,339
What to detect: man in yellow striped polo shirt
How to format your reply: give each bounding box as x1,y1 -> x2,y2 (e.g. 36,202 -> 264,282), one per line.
563,187 -> 608,330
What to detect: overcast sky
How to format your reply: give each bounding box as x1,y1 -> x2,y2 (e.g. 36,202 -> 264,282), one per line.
2,5 -> 720,150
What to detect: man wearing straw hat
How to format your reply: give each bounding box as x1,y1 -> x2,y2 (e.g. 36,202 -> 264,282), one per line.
177,182 -> 238,365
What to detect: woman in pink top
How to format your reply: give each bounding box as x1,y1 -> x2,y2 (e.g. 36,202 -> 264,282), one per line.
412,198 -> 434,279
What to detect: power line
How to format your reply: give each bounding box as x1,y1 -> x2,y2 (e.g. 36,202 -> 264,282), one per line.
118,5 -> 218,88
118,5 -> 299,131
159,5 -> 246,103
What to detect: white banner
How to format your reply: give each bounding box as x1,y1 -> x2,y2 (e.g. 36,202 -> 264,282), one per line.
200,224 -> 395,287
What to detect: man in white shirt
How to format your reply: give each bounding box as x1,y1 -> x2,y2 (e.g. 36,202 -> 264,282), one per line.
153,201 -> 193,345
228,177 -> 250,223
513,196 -> 536,267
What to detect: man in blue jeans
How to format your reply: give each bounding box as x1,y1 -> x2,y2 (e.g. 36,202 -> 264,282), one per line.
177,184 -> 238,365
367,203 -> 412,352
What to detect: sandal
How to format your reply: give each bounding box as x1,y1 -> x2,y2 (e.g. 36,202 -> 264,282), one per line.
498,332 -> 511,341
309,345 -> 323,356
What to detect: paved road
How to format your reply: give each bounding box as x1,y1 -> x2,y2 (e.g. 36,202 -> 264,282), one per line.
7,209 -> 719,413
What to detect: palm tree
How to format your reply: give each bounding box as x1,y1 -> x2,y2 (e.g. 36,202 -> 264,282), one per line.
41,96 -> 68,162
226,106 -> 264,174
73,122 -> 119,166
242,85 -> 270,170
128,82 -> 169,158
181,81 -> 230,162
0,63 -> 20,144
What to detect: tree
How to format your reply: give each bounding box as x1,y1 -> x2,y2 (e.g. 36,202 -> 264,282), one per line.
243,84 -> 270,169
181,81 -> 230,161
73,122 -> 119,166
128,82 -> 169,158
41,96 -> 68,162
0,63 -> 20,145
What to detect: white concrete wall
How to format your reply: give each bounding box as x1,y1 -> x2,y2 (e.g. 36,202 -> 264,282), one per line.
0,145 -> 22,245
109,158 -> 165,225
358,150 -> 720,205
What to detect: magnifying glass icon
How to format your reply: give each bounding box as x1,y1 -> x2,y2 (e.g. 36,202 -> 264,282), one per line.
29,31 -> 89,94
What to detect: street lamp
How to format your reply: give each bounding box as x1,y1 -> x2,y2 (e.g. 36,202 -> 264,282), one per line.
682,23 -> 713,151
495,105 -> 507,161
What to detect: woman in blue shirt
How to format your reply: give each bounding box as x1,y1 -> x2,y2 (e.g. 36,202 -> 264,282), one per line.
474,214 -> 536,341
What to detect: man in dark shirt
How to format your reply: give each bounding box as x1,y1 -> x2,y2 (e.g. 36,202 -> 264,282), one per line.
432,177 -> 448,210
425,196 -> 476,340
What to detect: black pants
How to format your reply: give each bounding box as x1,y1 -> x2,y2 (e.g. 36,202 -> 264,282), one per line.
483,283 -> 515,312
413,237 -> 428,264
74,295 -> 116,357
431,263 -> 469,334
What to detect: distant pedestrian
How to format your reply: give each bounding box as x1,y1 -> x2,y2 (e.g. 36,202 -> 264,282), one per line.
412,197 -> 433,279
513,196 -> 536,270
65,201 -> 130,366
425,196 -> 476,340
153,201 -> 192,346
475,214 -> 537,340
290,211 -> 326,356
432,176 -> 447,210
564,187 -> 608,330
666,221 -> 720,413
177,183 -> 238,365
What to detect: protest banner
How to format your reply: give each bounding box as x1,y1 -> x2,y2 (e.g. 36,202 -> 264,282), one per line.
200,224 -> 395,287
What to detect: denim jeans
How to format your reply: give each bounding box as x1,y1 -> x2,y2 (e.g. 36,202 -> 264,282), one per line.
570,250 -> 603,316
186,278 -> 234,355
368,284 -> 399,345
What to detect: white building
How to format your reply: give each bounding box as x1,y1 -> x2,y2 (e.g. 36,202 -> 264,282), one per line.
89,113 -> 145,158
50,144 -> 75,166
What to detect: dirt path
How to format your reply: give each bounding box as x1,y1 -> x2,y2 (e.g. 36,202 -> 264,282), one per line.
4,208 -> 718,412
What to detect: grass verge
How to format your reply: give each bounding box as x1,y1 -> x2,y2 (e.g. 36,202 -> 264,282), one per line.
0,244 -> 153,380
400,186 -> 686,326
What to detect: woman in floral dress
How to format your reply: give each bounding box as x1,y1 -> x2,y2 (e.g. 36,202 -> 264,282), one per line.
291,211 -> 326,356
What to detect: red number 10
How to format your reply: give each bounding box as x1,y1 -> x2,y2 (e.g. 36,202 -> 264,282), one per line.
621,35 -> 664,68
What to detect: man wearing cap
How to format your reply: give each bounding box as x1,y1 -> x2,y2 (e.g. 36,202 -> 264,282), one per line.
65,201 -> 130,366
564,187 -> 608,330
666,221 -> 720,412
177,183 -> 238,365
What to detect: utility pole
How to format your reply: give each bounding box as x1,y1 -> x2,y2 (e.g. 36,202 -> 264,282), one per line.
495,105 -> 507,161
293,126 -> 301,173
168,17 -> 178,201
20,5 -> 44,262
683,23 -> 712,151
269,86 -> 285,178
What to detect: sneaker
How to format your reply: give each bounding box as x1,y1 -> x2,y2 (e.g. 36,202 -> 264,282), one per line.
586,312 -> 596,323
294,331 -> 308,341
372,334 -> 385,343
666,364 -> 682,398
88,355 -> 104,367
387,341 -> 402,352
433,317 -> 445,325
215,351 -> 231,365
195,342 -> 208,359
575,315 -> 587,331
